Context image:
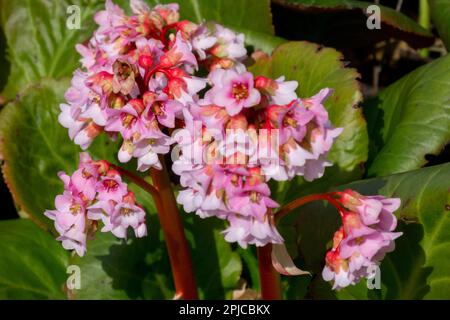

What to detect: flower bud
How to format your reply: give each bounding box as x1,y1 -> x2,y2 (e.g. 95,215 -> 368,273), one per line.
138,54 -> 153,69
128,98 -> 145,114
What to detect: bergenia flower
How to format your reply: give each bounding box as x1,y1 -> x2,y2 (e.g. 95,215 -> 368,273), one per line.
322,190 -> 402,290
45,153 -> 147,256
204,68 -> 261,116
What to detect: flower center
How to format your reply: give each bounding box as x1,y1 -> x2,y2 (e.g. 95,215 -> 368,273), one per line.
121,207 -> 133,216
250,191 -> 261,203
151,102 -> 165,116
232,83 -> 249,101
70,203 -> 82,215
121,113 -> 136,128
103,179 -> 119,192
283,115 -> 297,128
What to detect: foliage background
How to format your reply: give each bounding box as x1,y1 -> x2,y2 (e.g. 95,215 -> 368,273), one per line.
0,0 -> 449,299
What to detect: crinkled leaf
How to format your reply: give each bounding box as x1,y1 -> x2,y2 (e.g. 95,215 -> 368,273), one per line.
272,0 -> 434,49
249,41 -> 368,204
366,54 -> 450,177
279,163 -> 450,299
429,0 -> 450,50
0,219 -> 69,299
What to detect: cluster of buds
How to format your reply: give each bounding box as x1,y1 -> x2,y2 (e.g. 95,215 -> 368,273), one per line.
45,153 -> 146,256
322,190 -> 402,289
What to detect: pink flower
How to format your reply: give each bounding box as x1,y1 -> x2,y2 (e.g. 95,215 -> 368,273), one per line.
109,193 -> 147,238
264,91 -> 343,182
105,100 -> 145,140
223,214 -> 283,249
160,32 -> 198,69
94,0 -> 127,37
45,188 -> 88,257
154,3 -> 180,25
45,153 -> 148,255
130,0 -> 150,15
322,191 -> 402,290
96,170 -> 128,202
204,68 -> 261,116
57,214 -> 87,257
255,76 -> 298,105
227,168 -> 278,221
211,25 -> 247,61
191,24 -> 217,60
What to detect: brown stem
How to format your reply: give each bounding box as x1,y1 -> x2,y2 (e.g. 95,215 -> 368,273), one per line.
150,156 -> 198,299
275,193 -> 345,222
257,244 -> 282,300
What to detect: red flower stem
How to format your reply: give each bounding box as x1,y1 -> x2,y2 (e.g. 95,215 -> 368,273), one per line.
275,193 -> 345,223
150,156 -> 198,300
257,244 -> 282,300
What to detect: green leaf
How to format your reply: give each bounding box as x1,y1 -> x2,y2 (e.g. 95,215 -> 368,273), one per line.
0,0 -> 105,100
0,79 -> 118,229
281,163 -> 450,299
185,216 -> 242,299
272,0 -> 435,49
148,0 -> 274,35
71,216 -> 175,299
0,219 -> 69,299
249,41 -> 368,204
366,54 -> 450,177
429,0 -> 450,50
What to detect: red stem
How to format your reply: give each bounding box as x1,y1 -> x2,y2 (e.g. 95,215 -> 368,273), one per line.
150,156 -> 198,299
111,163 -> 197,299
257,244 -> 282,300
275,193 -> 345,222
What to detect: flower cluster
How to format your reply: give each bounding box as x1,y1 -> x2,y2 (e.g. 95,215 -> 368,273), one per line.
48,0 -> 404,292
173,72 -> 342,247
59,0 -> 248,171
322,190 -> 402,289
45,153 -> 146,256
57,0 -> 343,250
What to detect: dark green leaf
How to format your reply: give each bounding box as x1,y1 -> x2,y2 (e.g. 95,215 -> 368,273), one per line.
272,0 -> 435,49
429,0 -> 450,50
366,54 -> 450,177
73,205 -> 243,299
0,219 -> 69,299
